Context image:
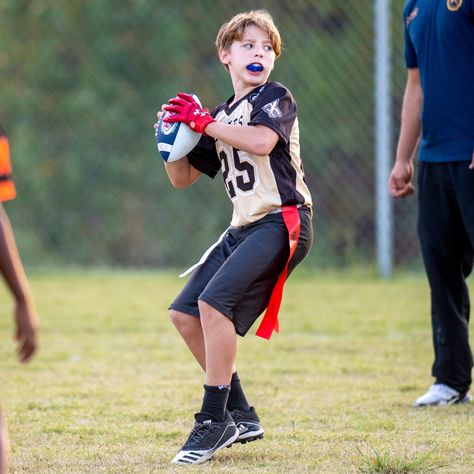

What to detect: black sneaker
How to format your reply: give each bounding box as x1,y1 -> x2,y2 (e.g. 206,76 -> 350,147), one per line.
171,412 -> 238,464
229,407 -> 264,443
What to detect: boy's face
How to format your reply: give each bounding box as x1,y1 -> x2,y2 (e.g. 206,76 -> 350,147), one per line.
220,25 -> 276,91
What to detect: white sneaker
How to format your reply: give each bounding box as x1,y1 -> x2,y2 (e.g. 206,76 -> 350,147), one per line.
413,383 -> 472,407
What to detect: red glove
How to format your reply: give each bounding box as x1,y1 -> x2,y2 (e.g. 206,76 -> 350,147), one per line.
163,93 -> 216,135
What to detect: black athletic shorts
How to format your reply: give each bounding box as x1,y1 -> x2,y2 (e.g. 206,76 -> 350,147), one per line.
169,206 -> 313,336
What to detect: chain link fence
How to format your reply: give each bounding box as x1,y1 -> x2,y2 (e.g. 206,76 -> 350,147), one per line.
0,0 -> 419,271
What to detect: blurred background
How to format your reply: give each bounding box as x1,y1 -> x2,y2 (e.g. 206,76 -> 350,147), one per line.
0,0 -> 417,272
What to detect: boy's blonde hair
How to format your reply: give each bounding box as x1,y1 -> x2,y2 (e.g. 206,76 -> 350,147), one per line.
215,10 -> 282,58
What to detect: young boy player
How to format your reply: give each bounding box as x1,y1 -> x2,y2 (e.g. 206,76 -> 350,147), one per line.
158,10 -> 313,464
0,123 -> 39,474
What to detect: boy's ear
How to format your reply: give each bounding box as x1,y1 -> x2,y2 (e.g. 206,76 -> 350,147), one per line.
219,48 -> 230,66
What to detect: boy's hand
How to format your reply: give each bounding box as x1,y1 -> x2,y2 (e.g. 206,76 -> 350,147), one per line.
153,106 -> 165,130
164,93 -> 215,135
14,298 -> 38,363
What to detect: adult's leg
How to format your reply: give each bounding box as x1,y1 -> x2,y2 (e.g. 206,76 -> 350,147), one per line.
418,162 -> 473,393
453,162 -> 474,386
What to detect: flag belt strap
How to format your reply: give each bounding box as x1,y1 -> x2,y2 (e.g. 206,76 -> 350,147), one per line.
256,205 -> 301,340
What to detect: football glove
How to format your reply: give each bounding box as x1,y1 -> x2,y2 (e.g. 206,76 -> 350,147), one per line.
163,93 -> 215,135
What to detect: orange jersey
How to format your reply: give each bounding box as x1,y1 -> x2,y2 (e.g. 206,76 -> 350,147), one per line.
0,134 -> 16,202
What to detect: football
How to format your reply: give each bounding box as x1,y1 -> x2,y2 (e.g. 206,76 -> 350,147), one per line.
155,94 -> 202,162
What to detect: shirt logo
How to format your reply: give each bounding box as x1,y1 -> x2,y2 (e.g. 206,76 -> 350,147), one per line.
249,85 -> 266,104
447,0 -> 463,11
263,99 -> 282,119
406,7 -> 418,27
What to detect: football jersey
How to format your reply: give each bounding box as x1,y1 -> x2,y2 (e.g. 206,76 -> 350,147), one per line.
0,125 -> 16,202
187,81 -> 312,227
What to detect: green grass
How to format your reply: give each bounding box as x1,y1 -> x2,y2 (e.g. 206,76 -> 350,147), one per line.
1,269 -> 474,473
356,440 -> 446,473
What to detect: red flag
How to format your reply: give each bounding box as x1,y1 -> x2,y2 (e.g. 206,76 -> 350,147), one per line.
256,206 -> 300,339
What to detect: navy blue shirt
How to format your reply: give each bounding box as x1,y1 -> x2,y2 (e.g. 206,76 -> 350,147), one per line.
403,0 -> 474,162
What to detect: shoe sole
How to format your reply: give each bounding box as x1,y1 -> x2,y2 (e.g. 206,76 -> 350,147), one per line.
237,432 -> 264,444
171,430 -> 239,464
414,394 -> 472,407
226,429 -> 265,447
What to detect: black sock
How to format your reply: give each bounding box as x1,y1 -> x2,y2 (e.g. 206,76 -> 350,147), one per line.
227,372 -> 251,412
197,384 -> 230,422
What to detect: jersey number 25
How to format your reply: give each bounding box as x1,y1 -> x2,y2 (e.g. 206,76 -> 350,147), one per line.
220,149 -> 257,199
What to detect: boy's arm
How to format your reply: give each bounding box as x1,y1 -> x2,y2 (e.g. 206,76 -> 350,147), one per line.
205,122 -> 278,157
163,158 -> 202,189
0,204 -> 38,362
389,68 -> 422,198
164,94 -> 279,156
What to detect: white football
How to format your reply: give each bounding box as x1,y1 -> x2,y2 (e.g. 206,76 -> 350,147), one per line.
155,94 -> 202,162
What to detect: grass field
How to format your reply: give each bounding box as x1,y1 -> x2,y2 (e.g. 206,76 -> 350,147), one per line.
1,269 -> 474,473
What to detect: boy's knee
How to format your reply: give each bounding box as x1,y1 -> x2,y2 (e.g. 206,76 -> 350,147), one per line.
169,309 -> 185,328
169,309 -> 197,333
198,300 -> 213,319
198,300 -> 228,325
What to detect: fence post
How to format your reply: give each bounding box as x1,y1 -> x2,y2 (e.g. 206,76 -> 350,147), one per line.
375,0 -> 393,278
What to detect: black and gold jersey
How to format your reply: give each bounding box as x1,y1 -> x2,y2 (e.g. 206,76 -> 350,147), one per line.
187,81 -> 312,227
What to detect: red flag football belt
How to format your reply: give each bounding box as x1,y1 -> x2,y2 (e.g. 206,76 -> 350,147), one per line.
256,206 -> 301,340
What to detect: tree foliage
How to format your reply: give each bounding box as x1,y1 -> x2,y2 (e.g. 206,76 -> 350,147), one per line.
0,0 -> 410,268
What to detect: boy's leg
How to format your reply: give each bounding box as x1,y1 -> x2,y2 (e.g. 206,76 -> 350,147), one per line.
170,309 -> 255,420
169,309 -> 206,371
170,309 -> 241,374
170,303 -> 240,465
227,372 -> 264,443
171,213 -> 303,462
198,301 -> 264,444
227,372 -> 250,411
0,405 -> 9,474
198,301 -> 236,386
169,234 -> 234,373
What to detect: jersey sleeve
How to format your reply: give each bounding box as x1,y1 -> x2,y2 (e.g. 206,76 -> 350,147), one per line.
186,135 -> 221,178
0,129 -> 16,202
403,3 -> 418,68
248,82 -> 297,145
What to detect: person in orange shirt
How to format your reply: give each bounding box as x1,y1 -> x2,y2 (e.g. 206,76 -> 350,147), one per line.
0,123 -> 38,474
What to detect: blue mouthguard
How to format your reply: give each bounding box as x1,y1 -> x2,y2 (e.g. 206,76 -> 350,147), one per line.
246,63 -> 264,72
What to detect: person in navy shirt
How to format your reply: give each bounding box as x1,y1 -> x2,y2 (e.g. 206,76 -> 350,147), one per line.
389,0 -> 474,406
